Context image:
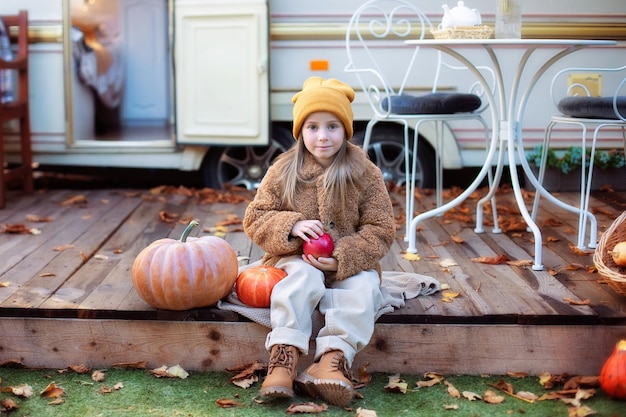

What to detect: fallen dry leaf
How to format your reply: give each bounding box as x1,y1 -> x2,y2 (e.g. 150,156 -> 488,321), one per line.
159,211 -> 180,223
216,214 -> 241,227
516,391 -> 539,401
471,254 -> 510,265
385,374 -> 408,394
286,402 -> 328,414
506,259 -> 533,267
150,364 -> 189,379
227,361 -> 265,389
451,235 -> 464,244
2,223 -> 31,234
203,225 -> 229,234
489,380 -> 536,403
0,281 -> 10,287
563,376 -> 600,391
355,362 -> 372,386
463,391 -> 481,401
567,405 -> 597,417
0,398 -> 18,411
9,384 -> 33,398
99,385 -> 112,394
91,370 -> 106,382
538,372 -> 568,389
491,379 -> 513,394
25,214 -> 53,222
483,389 -> 505,404
69,364 -> 90,374
215,398 -> 242,408
47,398 -> 64,405
444,381 -> 460,398
53,244 -> 75,252
40,382 -> 65,398
563,297 -> 590,306
443,404 -> 459,410
416,376 -> 442,388
231,373 -> 258,389
439,258 -> 458,268
355,407 -> 378,417
565,263 -> 586,271
61,195 -> 88,206
402,252 -> 421,261
441,291 -> 461,303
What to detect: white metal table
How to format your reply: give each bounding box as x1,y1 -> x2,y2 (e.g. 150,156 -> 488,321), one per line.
403,39 -> 616,270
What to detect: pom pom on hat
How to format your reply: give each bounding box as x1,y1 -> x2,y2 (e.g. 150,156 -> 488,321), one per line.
292,76 -> 355,140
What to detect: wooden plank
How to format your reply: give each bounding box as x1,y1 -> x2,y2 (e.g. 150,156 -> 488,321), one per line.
0,191 -> 89,276
0,189 -> 53,222
78,193 -> 194,312
413,214 -> 577,319
3,188 -> 626,323
1,317 -> 624,375
0,190 -> 143,307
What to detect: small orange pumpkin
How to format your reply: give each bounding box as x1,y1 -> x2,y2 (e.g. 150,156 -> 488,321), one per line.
599,339 -> 626,400
131,220 -> 238,311
235,265 -> 287,308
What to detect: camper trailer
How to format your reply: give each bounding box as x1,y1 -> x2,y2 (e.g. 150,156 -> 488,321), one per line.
1,0 -> 625,189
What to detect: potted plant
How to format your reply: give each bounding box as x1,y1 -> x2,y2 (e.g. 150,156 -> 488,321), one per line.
525,145 -> 626,191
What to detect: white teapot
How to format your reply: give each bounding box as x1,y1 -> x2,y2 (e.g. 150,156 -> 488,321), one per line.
440,1 -> 482,29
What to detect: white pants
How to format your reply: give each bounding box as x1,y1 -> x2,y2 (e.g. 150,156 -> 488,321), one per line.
265,255 -> 384,366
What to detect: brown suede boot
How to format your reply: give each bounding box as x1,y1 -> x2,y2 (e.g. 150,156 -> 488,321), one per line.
294,350 -> 354,407
260,344 -> 299,398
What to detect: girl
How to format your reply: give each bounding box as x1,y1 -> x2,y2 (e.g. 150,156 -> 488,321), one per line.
243,76 -> 395,407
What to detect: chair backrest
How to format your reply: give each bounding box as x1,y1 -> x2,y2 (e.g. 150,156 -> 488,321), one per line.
344,0 -> 494,118
0,10 -> 28,105
550,64 -> 626,122
345,0 -> 431,118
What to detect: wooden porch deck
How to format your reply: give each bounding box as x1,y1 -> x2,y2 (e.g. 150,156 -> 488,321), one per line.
1,184 -> 625,376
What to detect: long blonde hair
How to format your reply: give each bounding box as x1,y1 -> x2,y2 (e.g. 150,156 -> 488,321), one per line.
272,138 -> 365,211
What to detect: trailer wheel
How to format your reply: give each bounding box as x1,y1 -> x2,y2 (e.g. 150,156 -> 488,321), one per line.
352,124 -> 436,189
201,126 -> 294,189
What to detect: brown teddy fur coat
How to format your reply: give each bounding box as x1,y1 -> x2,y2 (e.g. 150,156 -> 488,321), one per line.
243,142 -> 395,281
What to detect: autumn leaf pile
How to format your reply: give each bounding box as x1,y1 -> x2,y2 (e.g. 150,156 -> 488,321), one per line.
383,371 -> 606,417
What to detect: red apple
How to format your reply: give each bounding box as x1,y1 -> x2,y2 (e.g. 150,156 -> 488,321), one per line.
303,233 -> 334,258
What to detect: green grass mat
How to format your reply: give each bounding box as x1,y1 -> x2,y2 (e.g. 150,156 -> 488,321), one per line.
1,367 -> 624,416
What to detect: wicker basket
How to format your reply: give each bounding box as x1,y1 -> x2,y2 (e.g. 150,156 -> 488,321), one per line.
594,210 -> 626,296
431,25 -> 493,40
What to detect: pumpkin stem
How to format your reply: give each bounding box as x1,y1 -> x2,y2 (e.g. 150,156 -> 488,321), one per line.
181,220 -> 199,242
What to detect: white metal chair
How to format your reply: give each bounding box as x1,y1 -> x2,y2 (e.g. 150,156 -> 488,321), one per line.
344,0 -> 496,239
529,65 -> 626,250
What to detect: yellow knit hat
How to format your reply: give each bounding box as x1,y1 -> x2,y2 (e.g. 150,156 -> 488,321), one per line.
292,76 -> 355,140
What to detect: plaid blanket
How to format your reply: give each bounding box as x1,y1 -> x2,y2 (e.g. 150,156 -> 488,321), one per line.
0,17 -> 14,104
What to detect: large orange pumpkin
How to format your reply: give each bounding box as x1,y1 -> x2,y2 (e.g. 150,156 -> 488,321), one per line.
236,265 -> 287,308
131,220 -> 238,311
599,339 -> 626,400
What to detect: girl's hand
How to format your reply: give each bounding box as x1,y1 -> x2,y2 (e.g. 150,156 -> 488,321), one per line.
291,220 -> 325,241
302,253 -> 338,272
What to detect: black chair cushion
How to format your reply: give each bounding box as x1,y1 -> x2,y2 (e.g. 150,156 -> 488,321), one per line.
557,96 -> 626,119
382,93 -> 481,115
